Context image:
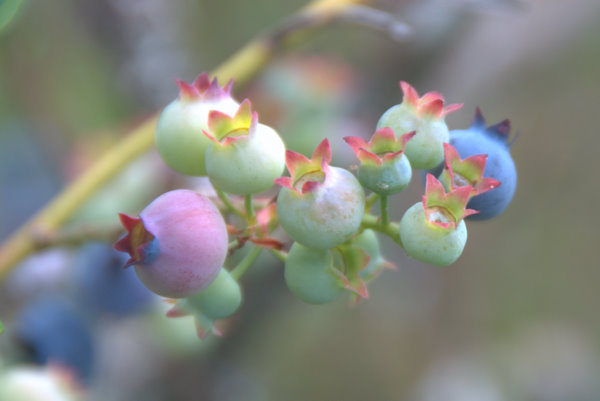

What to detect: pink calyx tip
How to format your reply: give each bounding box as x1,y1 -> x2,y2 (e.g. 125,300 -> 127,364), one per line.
422,174 -> 478,229
176,72 -> 235,102
331,246 -> 370,299
344,128 -> 415,166
275,139 -> 332,194
204,99 -> 257,145
399,81 -> 462,119
441,143 -> 501,197
113,213 -> 155,267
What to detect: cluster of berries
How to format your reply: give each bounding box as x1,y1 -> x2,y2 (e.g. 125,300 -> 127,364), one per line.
114,74 -> 517,337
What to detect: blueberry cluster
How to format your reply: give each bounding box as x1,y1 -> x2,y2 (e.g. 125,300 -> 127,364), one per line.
110,75 -> 517,336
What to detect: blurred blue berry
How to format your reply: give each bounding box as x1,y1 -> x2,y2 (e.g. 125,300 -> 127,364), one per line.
14,294 -> 94,382
72,242 -> 154,317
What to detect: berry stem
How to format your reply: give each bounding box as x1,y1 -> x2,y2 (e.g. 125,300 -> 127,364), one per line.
231,245 -> 263,281
0,0 -> 371,281
245,194 -> 256,225
365,192 -> 379,211
216,189 -> 245,219
361,213 -> 403,248
380,195 -> 389,226
269,248 -> 288,262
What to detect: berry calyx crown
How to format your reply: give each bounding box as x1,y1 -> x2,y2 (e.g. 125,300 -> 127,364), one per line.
400,81 -> 463,120
344,128 -> 415,166
422,174 -> 478,230
471,107 -> 515,145
203,99 -> 258,145
113,213 -> 158,267
176,72 -> 234,102
440,143 -> 501,197
274,138 -> 332,194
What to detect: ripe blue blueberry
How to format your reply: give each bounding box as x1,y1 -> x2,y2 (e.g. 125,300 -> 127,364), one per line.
13,294 -> 94,382
448,108 -> 517,220
72,242 -> 154,317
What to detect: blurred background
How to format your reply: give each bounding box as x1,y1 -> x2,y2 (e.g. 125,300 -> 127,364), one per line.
1,0 -> 600,399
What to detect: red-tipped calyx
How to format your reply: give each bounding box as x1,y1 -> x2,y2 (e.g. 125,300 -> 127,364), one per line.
422,174 -> 478,230
176,73 -> 234,102
440,143 -> 501,197
274,138 -> 332,194
203,99 -> 257,145
113,213 -> 155,267
471,108 -> 514,145
344,128 -> 415,166
331,246 -> 370,299
399,81 -> 462,119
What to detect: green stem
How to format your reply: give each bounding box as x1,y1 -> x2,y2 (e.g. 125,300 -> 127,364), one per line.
231,245 -> 263,280
269,248 -> 288,262
245,194 -> 256,225
365,192 -> 379,211
216,189 -> 245,219
380,195 -> 389,226
361,213 -> 403,248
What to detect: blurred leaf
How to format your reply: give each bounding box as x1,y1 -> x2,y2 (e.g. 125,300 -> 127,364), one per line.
0,0 -> 23,31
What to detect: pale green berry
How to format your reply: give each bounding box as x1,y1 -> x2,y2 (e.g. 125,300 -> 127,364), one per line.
284,242 -> 344,304
205,122 -> 285,195
155,75 -> 239,176
399,202 -> 467,266
185,268 -> 242,320
277,166 -> 365,249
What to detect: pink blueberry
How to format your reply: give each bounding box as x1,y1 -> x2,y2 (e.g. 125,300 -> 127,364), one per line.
114,189 -> 228,298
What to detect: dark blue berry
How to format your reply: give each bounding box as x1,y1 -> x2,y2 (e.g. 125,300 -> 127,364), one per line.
72,243 -> 154,317
13,294 -> 95,382
449,108 -> 517,220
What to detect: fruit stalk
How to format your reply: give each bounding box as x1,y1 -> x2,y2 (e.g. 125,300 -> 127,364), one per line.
245,195 -> 256,225
380,195 -> 389,226
361,213 -> 403,247
216,189 -> 245,219
231,245 -> 263,281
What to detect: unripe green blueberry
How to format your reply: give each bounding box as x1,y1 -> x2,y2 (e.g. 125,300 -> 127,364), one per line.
205,113 -> 285,194
376,81 -> 461,170
345,128 -> 415,195
284,242 -> 344,304
357,154 -> 412,195
399,202 -> 467,266
399,174 -> 476,266
376,104 -> 416,139
377,107 -> 450,170
155,74 -> 239,176
277,166 -> 364,249
276,139 -> 365,249
185,268 -> 242,320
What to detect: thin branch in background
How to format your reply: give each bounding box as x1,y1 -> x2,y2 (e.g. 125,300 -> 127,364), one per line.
31,223 -> 124,251
339,5 -> 412,42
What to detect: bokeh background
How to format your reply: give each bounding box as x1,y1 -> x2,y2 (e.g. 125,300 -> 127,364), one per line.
1,0 -> 600,400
